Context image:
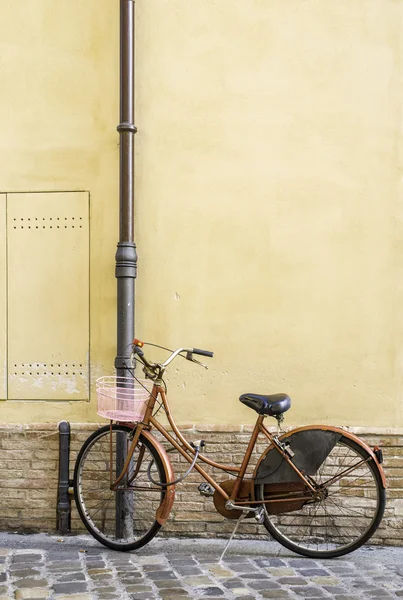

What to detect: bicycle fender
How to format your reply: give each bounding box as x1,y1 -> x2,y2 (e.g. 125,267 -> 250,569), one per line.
253,425 -> 386,489
141,430 -> 176,524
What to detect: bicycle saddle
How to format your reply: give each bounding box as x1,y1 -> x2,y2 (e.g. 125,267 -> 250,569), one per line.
239,393 -> 291,416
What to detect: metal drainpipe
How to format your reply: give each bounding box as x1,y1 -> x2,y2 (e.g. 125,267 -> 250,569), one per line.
115,0 -> 137,538
57,421 -> 71,533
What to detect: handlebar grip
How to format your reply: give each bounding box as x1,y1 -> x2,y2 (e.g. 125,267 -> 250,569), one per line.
192,348 -> 214,358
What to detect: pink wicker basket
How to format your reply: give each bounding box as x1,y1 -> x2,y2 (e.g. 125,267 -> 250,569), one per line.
96,376 -> 153,422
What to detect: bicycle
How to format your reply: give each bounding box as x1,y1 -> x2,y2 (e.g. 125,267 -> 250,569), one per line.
73,340 -> 386,559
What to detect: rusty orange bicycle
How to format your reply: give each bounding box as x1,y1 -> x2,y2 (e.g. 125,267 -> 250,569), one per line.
74,340 -> 386,558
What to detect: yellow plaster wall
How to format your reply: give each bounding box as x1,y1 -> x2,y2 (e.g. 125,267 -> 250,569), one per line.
0,0 -> 118,422
1,0 -> 402,429
134,0 -> 403,427
0,195 -> 6,400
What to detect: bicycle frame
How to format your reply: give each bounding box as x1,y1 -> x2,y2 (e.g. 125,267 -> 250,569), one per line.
110,382 -> 339,511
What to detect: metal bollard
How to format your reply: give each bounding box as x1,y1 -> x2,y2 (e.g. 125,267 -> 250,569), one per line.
57,421 -> 71,533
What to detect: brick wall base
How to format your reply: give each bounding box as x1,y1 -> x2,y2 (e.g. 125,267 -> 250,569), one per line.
0,423 -> 401,545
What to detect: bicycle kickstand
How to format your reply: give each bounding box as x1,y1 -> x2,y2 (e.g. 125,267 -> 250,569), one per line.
219,512 -> 248,563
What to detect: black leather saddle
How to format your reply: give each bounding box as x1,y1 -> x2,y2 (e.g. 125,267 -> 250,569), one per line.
239,393 -> 291,417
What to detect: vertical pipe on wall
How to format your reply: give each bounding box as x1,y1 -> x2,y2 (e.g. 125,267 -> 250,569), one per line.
115,0 -> 137,367
115,0 -> 137,539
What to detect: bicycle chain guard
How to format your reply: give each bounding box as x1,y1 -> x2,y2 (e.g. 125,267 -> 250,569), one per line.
255,429 -> 342,485
213,480 -> 255,519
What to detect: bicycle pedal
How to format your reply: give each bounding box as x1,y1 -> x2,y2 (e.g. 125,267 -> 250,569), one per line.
198,483 -> 215,497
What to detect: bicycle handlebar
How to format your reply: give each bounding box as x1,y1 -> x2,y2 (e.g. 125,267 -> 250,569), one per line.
192,348 -> 214,358
132,340 -> 214,372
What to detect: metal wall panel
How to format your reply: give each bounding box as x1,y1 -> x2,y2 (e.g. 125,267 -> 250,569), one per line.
7,192 -> 90,400
0,195 -> 6,400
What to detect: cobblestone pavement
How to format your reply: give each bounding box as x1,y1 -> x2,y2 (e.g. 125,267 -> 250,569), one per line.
0,534 -> 401,599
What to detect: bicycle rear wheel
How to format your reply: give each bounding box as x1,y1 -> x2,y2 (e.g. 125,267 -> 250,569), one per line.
74,424 -> 167,551
255,434 -> 385,558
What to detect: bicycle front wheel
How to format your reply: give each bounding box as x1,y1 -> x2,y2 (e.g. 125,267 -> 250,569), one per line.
74,424 -> 167,551
255,433 -> 385,558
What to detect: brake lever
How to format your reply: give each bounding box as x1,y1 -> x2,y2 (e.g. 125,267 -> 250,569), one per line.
185,351 -> 208,369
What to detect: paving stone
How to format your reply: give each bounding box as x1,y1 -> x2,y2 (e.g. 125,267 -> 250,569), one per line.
108,556 -> 132,563
229,564 -> 259,574
360,562 -> 382,571
169,558 -> 198,565
255,558 -> 286,568
329,567 -> 357,575
289,559 -> 320,568
297,569 -> 331,576
136,555 -> 166,565
277,577 -> 308,586
159,589 -> 189,597
323,586 -> 349,594
158,596 -> 190,600
221,557 -> 249,563
248,580 -> 281,591
9,568 -> 41,578
52,582 -> 88,595
197,588 -> 225,597
173,567 -> 203,576
207,565 -> 233,578
155,580 -> 189,589
87,568 -> 112,575
54,572 -> 86,583
14,578 -> 49,589
85,561 -> 106,569
48,561 -> 82,572
260,591 -> 291,599
222,578 -> 243,589
196,559 -> 217,565
143,563 -> 169,572
293,587 -> 325,597
311,576 -> 341,585
14,590 -> 50,600
57,594 -> 94,600
183,576 -> 213,586
124,585 -> 153,594
147,570 -> 178,581
13,554 -> 43,563
230,587 -> 251,595
267,567 -> 295,576
46,552 -> 80,561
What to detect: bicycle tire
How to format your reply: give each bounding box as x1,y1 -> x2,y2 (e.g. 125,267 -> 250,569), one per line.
74,424 -> 167,551
255,432 -> 385,558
